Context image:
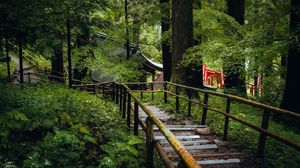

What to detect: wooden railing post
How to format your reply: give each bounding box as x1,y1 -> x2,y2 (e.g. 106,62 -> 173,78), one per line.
139,84 -> 143,100
134,101 -> 139,135
112,83 -> 115,101
119,87 -> 123,113
176,86 -> 180,112
257,110 -> 270,158
146,117 -> 154,168
164,82 -> 167,103
28,73 -> 31,84
102,84 -> 105,97
223,97 -> 231,140
116,85 -> 119,104
93,85 -> 96,94
151,83 -> 154,100
188,93 -> 192,117
122,89 -> 127,119
127,93 -> 131,128
201,93 -> 209,125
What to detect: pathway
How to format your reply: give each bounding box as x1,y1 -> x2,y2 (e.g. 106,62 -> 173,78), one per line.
10,56 -> 38,83
138,105 -> 256,168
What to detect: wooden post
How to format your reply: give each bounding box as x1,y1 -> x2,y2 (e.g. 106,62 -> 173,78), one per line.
164,82 -> 167,103
93,85 -> 96,94
127,93 -> 131,128
18,36 -> 24,84
201,93 -> 209,125
28,73 -> 31,84
146,117 -> 154,168
176,86 -> 179,112
102,84 -> 105,97
123,89 -> 127,119
151,73 -> 154,100
134,101 -> 139,135
116,85 -> 119,104
223,97 -> 231,140
119,87 -> 123,113
67,19 -> 72,88
257,110 -> 270,158
5,36 -> 11,82
151,83 -> 154,100
112,83 -> 115,101
188,93 -> 192,117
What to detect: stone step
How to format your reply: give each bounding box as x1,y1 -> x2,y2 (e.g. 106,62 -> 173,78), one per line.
159,140 -> 211,146
163,144 -> 218,152
173,158 -> 240,166
155,135 -> 201,141
157,125 -> 206,128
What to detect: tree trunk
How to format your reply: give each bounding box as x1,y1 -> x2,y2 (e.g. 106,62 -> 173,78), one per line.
51,42 -> 65,83
132,13 -> 140,46
160,0 -> 172,82
0,37 -> 3,59
5,36 -> 11,82
18,36 -> 24,84
224,0 -> 246,95
281,54 -> 287,79
125,0 -> 130,60
280,0 -> 300,113
227,0 -> 245,24
77,24 -> 90,47
171,0 -> 200,88
74,24 -> 90,82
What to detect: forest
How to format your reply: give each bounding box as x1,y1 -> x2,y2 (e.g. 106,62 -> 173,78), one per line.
0,0 -> 299,167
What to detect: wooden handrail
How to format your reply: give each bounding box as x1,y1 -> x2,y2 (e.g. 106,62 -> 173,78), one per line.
116,81 -> 300,158
118,83 -> 201,168
165,81 -> 300,119
162,87 -> 300,151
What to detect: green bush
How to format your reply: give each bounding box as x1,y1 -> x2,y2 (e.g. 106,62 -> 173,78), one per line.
0,84 -> 144,167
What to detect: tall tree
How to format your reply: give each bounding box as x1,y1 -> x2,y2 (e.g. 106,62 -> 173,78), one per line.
227,0 -> 244,24
160,0 -> 172,82
51,42 -> 65,83
281,0 -> 300,113
171,0 -> 202,89
224,0 -> 246,95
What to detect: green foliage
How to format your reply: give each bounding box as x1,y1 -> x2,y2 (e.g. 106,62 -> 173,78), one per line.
91,41 -> 145,82
0,61 -> 15,83
100,136 -> 144,168
140,25 -> 162,62
180,0 -> 290,104
0,84 -> 144,167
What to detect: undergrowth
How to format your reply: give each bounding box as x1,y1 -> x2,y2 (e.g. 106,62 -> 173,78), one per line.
0,84 -> 145,167
0,61 -> 15,83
